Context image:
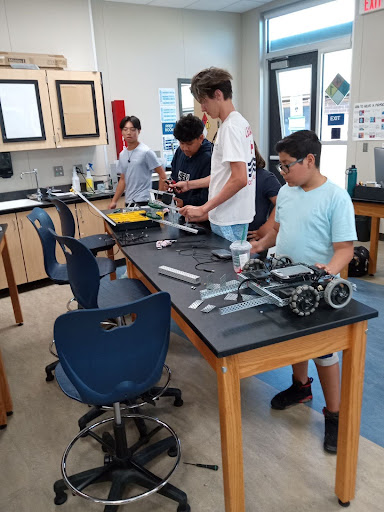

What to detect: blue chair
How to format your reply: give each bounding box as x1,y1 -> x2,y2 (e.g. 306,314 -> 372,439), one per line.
27,207 -> 116,382
27,207 -> 116,283
50,198 -> 116,256
52,232 -> 183,430
52,296 -> 190,511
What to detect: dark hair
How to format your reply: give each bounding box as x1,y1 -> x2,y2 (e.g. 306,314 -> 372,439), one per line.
173,114 -> 204,142
119,115 -> 141,131
190,67 -> 233,101
254,141 -> 266,169
275,130 -> 321,167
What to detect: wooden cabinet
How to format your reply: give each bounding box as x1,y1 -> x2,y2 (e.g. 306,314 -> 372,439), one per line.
0,213 -> 27,289
0,69 -> 107,152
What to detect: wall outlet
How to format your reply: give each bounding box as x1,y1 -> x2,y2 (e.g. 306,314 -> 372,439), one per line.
74,164 -> 83,174
363,142 -> 368,153
54,165 -> 64,177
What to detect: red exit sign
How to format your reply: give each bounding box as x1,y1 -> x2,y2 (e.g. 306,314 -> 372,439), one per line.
360,0 -> 384,14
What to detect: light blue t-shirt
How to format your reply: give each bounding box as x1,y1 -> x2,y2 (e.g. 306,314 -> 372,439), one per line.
275,179 -> 357,265
117,143 -> 159,203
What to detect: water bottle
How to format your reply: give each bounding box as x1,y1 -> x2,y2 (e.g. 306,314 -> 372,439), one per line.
346,164 -> 357,197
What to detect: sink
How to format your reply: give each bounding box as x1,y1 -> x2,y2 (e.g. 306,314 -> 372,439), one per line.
0,198 -> 43,212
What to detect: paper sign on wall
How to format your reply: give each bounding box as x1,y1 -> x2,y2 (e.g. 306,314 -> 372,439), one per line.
159,88 -> 178,166
352,101 -> 384,140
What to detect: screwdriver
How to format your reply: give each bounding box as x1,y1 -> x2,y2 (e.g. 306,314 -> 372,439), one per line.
183,463 -> 219,471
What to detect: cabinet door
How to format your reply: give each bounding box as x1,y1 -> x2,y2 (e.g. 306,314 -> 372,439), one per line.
46,70 -> 108,148
0,69 -> 55,152
0,214 -> 27,290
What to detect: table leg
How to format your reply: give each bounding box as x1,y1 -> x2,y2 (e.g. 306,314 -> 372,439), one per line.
335,320 -> 367,505
0,349 -> 13,427
2,235 -> 23,325
217,355 -> 245,512
368,217 -> 380,275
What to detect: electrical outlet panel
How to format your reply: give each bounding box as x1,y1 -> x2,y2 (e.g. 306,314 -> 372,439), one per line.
363,143 -> 368,152
54,165 -> 64,177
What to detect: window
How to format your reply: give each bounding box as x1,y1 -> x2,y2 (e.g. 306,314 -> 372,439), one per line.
177,79 -> 194,117
268,0 -> 355,52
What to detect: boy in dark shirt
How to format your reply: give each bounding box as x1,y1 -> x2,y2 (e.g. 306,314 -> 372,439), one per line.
170,114 -> 212,207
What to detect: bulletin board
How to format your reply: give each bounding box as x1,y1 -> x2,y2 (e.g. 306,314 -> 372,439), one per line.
352,101 -> 384,141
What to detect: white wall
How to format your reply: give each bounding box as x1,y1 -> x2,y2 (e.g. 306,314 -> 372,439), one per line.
0,0 -> 102,193
91,0 -> 243,166
347,3 -> 384,182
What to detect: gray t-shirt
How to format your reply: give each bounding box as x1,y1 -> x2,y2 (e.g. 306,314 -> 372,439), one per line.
117,143 -> 159,202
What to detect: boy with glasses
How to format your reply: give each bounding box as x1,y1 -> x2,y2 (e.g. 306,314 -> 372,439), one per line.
251,130 -> 356,453
174,67 -> 256,242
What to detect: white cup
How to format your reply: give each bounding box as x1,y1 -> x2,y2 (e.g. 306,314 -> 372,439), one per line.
229,240 -> 252,273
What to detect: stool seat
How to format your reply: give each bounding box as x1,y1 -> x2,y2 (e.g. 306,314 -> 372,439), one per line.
79,233 -> 115,255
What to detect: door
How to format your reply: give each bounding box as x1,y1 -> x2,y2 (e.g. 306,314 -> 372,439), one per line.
268,52 -> 318,183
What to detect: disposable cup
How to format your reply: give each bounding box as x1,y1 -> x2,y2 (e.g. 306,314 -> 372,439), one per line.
229,240 -> 252,273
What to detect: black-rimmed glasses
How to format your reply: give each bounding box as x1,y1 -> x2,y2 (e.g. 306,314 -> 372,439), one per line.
276,154 -> 317,175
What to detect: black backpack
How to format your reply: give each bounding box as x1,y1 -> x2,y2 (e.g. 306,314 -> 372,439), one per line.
348,246 -> 369,277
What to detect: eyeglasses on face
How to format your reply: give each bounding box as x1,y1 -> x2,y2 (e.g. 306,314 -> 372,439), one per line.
276,154 -> 317,175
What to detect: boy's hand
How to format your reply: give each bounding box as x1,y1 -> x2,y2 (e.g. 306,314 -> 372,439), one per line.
315,263 -> 333,274
169,180 -> 188,193
247,229 -> 260,241
174,198 -> 184,208
109,201 -> 117,209
250,240 -> 265,254
179,204 -> 204,221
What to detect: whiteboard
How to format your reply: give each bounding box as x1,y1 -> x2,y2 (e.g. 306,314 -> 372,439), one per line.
0,82 -> 43,140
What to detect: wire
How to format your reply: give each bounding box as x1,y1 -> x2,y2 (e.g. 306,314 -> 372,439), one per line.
176,245 -> 231,272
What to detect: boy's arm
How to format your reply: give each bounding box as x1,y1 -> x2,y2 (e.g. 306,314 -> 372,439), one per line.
315,241 -> 354,275
155,166 -> 167,191
248,197 -> 277,241
250,221 -> 279,254
109,173 -> 125,209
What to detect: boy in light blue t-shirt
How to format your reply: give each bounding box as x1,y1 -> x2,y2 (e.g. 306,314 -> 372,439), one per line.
250,130 -> 356,454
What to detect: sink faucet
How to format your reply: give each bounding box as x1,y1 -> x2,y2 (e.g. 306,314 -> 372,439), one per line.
20,168 -> 43,201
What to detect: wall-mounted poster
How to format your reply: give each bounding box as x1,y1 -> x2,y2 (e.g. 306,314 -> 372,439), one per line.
352,101 -> 384,140
159,88 -> 178,166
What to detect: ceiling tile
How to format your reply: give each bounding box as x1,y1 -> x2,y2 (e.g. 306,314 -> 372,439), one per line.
148,0 -> 196,7
220,1 -> 267,13
186,0 -> 236,11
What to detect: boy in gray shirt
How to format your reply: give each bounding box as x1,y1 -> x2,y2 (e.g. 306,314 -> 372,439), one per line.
109,116 -> 166,208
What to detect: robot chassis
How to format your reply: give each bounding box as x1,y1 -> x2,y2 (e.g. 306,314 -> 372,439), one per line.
200,256 -> 354,317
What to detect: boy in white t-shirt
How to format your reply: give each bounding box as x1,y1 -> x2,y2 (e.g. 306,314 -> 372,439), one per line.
172,67 -> 256,242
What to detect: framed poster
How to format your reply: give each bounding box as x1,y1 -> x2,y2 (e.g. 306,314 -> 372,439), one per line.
56,80 -> 99,138
0,79 -> 46,143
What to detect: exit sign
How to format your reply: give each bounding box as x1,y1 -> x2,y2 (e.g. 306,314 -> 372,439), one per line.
360,0 -> 384,14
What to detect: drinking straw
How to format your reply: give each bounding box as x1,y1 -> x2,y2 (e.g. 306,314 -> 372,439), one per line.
241,225 -> 247,244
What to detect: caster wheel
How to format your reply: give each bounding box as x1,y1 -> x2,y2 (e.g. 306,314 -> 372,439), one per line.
46,373 -> 54,382
54,492 -> 67,505
338,499 -> 350,507
168,445 -> 178,457
0,424 -> 7,430
177,504 -> 191,512
174,397 -> 184,407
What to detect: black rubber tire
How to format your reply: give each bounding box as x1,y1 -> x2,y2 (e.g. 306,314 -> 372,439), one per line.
168,445 -> 178,458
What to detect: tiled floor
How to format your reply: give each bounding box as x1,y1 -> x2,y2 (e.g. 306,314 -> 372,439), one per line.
0,241 -> 383,511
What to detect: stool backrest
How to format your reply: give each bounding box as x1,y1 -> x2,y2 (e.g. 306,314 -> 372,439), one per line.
54,293 -> 171,405
27,208 -> 67,283
50,198 -> 75,238
53,232 -> 100,309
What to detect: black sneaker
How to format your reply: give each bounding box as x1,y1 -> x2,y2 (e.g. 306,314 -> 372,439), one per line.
323,407 -> 339,454
271,375 -> 313,410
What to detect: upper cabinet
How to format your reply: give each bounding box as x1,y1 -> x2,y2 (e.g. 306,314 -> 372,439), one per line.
0,69 -> 107,152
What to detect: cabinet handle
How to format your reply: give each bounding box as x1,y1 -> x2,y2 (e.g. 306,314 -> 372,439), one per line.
19,218 -> 23,230
79,208 -> 83,220
13,218 -> 17,231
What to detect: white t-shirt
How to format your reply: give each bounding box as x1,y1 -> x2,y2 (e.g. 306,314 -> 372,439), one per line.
208,111 -> 256,226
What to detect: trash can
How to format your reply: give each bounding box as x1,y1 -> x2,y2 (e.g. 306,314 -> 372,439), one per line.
355,215 -> 370,242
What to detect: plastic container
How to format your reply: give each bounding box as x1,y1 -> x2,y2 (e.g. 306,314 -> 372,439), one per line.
71,166 -> 80,192
229,240 -> 252,274
346,165 -> 357,197
85,163 -> 94,193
